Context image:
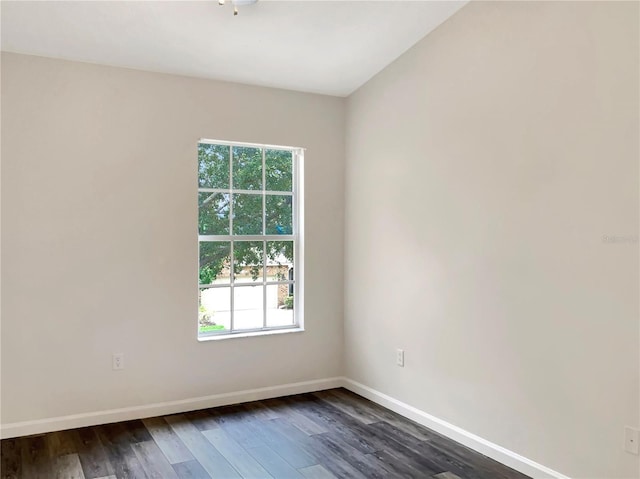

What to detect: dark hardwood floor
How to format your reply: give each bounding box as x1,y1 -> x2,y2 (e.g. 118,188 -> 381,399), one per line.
1,388 -> 531,479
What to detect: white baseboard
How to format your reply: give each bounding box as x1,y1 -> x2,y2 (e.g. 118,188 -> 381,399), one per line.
341,377 -> 571,479
0,375 -> 570,479
0,376 -> 343,439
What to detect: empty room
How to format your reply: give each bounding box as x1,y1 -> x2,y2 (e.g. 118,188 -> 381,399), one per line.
1,1 -> 638,478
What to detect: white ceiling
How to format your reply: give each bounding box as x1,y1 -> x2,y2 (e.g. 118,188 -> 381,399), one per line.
1,1 -> 466,97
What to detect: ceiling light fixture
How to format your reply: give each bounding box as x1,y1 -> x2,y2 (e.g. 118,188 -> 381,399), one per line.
218,0 -> 258,16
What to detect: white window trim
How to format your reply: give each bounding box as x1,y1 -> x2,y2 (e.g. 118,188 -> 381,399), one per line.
197,139 -> 304,341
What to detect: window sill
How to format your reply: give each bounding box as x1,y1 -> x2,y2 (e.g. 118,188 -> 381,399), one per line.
197,327 -> 304,342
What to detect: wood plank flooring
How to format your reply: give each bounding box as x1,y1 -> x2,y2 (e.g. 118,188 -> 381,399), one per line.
0,388 -> 531,479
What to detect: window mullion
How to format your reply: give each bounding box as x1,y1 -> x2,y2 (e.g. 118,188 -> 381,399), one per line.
262,148 -> 267,329
229,144 -> 234,332
199,234 -> 295,242
263,240 -> 267,329
199,188 -> 292,196
262,148 -> 266,236
293,150 -> 299,328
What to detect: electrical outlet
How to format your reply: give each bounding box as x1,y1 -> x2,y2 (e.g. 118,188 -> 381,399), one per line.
396,349 -> 404,367
112,353 -> 124,371
625,427 -> 639,455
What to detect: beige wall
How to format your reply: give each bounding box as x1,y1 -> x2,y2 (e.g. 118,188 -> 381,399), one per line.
345,2 -> 639,478
1,53 -> 345,423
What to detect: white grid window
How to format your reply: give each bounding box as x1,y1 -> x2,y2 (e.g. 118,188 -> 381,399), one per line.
197,140 -> 302,338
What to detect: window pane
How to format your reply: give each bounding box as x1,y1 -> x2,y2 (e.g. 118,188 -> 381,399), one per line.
233,146 -> 262,190
199,144 -> 229,189
198,193 -> 230,235
199,287 -> 230,335
266,285 -> 294,327
199,242 -> 231,285
232,194 -> 263,235
266,241 -> 293,282
265,149 -> 292,192
265,195 -> 292,235
233,285 -> 264,330
234,241 -> 264,284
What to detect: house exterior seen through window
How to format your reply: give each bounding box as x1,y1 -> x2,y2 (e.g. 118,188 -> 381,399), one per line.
197,140 -> 303,338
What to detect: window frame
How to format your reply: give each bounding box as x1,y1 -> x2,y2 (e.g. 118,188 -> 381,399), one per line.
197,138 -> 304,340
